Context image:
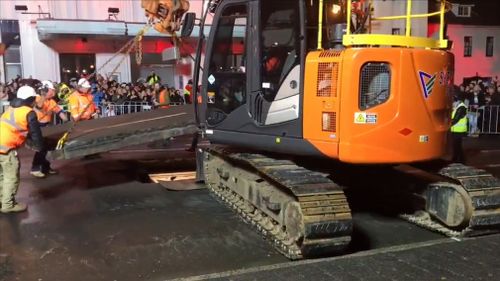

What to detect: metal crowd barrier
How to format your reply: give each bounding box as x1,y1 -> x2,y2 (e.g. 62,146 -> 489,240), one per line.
98,101 -> 153,117
468,105 -> 500,135
0,100 -> 9,114
97,101 -> 185,117
0,100 -> 186,125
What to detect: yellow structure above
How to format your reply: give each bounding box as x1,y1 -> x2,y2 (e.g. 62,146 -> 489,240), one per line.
343,0 -> 449,49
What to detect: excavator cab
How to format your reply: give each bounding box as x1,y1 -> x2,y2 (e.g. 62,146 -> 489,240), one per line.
196,0 -> 454,164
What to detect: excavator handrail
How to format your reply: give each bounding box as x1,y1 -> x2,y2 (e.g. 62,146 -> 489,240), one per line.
343,0 -> 449,49
372,11 -> 442,21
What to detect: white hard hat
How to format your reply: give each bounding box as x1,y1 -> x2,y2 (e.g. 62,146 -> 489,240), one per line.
78,78 -> 91,89
17,86 -> 38,100
41,80 -> 55,90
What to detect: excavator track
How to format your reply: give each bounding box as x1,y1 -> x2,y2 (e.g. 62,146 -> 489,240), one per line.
402,163 -> 500,238
203,146 -> 352,259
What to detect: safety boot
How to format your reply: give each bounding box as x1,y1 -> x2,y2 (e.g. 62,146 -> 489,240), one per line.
1,203 -> 27,213
47,168 -> 58,175
30,170 -> 46,178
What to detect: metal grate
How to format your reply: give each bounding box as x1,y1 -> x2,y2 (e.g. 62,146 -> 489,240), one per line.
331,63 -> 339,97
359,63 -> 391,110
322,112 -> 337,132
319,50 -> 342,58
317,62 -> 339,97
249,93 -> 265,125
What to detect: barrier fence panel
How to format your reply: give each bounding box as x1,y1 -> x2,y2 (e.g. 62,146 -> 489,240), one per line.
476,105 -> 500,135
98,101 -> 154,118
1,100 -> 9,114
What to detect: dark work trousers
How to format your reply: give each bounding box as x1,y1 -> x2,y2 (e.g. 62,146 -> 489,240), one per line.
451,132 -> 467,163
187,132 -> 199,151
31,122 -> 51,172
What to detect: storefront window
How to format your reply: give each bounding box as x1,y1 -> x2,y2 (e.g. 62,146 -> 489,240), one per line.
4,46 -> 21,82
1,20 -> 21,82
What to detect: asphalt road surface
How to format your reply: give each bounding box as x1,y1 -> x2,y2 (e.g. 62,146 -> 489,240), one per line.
1,136 -> 499,281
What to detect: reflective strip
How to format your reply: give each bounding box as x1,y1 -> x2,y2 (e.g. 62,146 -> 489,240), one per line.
0,109 -> 24,131
0,108 -> 29,135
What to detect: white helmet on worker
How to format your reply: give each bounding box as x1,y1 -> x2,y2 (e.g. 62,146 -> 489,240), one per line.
41,80 -> 55,90
17,85 -> 38,100
77,78 -> 91,89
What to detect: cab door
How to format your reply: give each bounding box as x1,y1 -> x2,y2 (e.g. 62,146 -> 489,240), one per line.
200,1 -> 249,128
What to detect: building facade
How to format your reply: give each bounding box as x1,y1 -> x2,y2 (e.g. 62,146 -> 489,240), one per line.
0,0 -> 207,88
0,0 -> 427,87
428,0 -> 500,84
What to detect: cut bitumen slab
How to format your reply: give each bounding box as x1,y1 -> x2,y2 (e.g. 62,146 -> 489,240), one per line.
42,105 -> 197,160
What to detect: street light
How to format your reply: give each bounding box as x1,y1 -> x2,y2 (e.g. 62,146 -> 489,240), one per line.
332,4 -> 341,15
14,4 -> 51,18
108,7 -> 120,20
14,5 -> 28,11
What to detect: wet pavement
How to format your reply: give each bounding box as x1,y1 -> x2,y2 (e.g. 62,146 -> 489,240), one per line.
0,146 -> 287,281
188,234 -> 500,281
0,136 -> 499,281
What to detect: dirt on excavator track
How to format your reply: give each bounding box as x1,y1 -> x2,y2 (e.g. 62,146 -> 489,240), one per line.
203,146 -> 352,259
402,163 -> 500,237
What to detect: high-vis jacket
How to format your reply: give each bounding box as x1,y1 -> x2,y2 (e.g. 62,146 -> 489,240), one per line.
0,106 -> 31,153
68,91 -> 96,120
147,74 -> 160,85
451,102 -> 468,133
184,84 -> 192,103
34,96 -> 63,124
158,89 -> 170,109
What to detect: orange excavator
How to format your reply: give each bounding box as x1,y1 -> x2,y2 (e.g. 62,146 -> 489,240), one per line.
142,0 -> 500,259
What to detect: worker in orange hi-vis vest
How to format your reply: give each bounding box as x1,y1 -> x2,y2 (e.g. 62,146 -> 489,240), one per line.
30,80 -> 69,178
0,86 -> 44,213
68,78 -> 98,122
157,87 -> 170,109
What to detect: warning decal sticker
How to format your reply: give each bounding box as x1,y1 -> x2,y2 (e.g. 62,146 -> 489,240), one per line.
354,112 -> 377,124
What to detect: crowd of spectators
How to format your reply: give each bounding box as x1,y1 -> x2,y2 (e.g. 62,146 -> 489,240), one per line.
0,72 -> 188,111
455,77 -> 500,135
88,73 -> 186,107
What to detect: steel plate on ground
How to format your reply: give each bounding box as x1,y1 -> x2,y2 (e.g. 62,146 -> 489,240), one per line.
43,105 -> 196,160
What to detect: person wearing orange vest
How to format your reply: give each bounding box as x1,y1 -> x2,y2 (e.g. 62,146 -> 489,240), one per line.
68,78 -> 97,121
156,86 -> 170,109
30,81 -> 69,178
0,86 -> 44,213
